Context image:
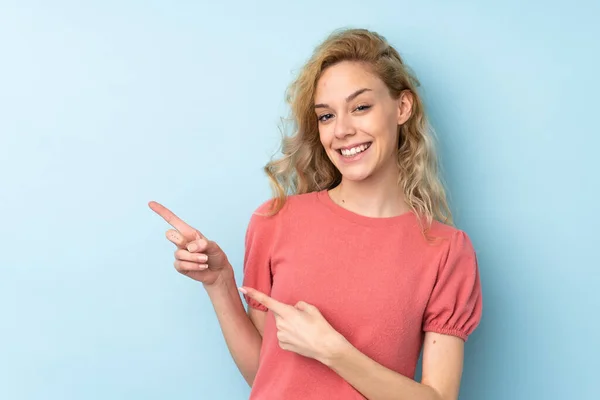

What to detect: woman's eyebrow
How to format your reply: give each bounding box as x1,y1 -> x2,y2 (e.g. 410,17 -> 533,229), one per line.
314,88 -> 373,109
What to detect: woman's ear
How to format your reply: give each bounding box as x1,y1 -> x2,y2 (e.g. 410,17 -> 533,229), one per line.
397,90 -> 414,125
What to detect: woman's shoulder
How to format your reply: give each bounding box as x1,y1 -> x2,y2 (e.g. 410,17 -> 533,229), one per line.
249,191 -> 320,219
421,218 -> 477,259
427,218 -> 462,237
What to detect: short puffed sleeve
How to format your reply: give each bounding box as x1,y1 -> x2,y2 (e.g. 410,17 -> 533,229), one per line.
422,230 -> 483,341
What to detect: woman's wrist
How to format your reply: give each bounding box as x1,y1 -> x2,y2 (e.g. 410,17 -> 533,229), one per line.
203,264 -> 235,295
319,331 -> 352,367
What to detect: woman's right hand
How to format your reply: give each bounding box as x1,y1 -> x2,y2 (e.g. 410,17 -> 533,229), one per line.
148,201 -> 231,287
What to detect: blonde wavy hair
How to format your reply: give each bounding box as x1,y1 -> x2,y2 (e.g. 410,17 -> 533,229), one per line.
264,28 -> 454,233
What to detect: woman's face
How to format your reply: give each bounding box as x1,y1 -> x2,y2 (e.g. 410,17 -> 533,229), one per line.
314,61 -> 412,183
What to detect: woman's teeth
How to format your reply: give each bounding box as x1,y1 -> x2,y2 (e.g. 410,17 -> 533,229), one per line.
340,143 -> 370,157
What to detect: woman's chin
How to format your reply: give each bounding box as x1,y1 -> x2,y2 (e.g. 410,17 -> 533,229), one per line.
338,167 -> 374,182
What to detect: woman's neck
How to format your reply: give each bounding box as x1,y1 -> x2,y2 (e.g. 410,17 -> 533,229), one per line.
328,168 -> 411,218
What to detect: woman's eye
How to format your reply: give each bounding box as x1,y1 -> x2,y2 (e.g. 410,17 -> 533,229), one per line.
355,104 -> 371,112
318,113 -> 333,122
318,106 -> 369,122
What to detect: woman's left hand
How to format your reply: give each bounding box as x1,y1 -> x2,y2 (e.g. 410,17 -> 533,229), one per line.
239,286 -> 348,365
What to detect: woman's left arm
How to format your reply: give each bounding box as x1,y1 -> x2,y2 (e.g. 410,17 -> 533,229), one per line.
239,286 -> 466,400
323,331 -> 464,400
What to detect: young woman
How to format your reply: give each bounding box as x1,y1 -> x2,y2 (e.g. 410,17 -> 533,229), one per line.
149,28 -> 482,400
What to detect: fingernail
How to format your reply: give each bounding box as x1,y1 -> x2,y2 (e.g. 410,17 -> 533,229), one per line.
238,287 -> 247,294
197,254 -> 208,262
188,243 -> 198,252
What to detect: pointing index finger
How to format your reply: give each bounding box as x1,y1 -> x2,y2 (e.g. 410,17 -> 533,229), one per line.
239,287 -> 291,317
148,201 -> 201,239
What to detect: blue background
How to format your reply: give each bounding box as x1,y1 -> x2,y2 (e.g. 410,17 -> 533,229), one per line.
1,1 -> 598,399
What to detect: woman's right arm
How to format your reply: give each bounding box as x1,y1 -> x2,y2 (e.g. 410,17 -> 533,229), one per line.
204,270 -> 266,386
